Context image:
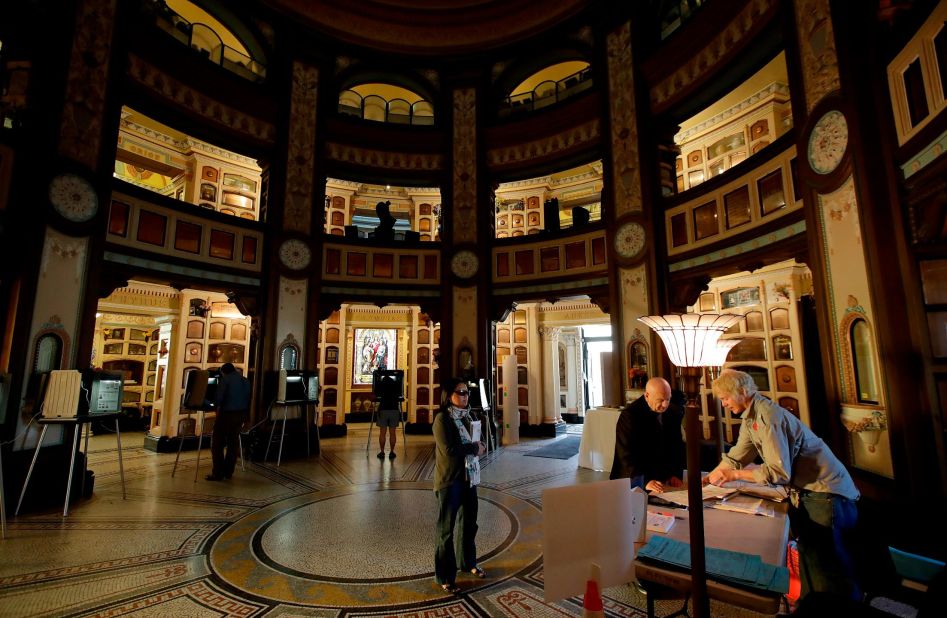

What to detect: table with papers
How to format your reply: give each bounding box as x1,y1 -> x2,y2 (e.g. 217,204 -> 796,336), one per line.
577,406 -> 621,472
634,503 -> 790,616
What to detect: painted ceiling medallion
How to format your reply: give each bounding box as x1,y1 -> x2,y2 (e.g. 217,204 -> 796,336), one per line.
807,110 -> 849,175
450,249 -> 479,279
49,173 -> 98,223
278,238 -> 312,270
614,221 -> 646,260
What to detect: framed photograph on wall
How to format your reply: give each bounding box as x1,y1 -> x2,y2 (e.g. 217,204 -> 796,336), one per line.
352,328 -> 397,385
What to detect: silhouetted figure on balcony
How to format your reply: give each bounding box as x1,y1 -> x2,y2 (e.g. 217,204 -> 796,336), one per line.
374,200 -> 396,242
571,206 -> 590,229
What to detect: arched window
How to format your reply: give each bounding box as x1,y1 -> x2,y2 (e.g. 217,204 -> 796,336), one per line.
850,318 -> 880,404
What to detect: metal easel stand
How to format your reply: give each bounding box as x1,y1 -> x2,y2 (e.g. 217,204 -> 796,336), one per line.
265,400 -> 318,467
16,415 -> 126,518
172,409 -> 245,481
365,401 -> 407,457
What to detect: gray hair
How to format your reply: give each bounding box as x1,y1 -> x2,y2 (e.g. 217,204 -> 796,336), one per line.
712,368 -> 758,399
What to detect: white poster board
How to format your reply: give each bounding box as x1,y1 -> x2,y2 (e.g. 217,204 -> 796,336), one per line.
542,479 -> 645,601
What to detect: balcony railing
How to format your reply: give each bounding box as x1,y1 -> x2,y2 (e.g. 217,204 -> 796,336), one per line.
337,92 -> 435,126
142,0 -> 267,83
498,67 -> 593,118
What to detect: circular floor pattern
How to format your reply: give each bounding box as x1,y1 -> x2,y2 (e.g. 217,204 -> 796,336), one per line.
257,488 -> 512,581
209,482 -> 543,608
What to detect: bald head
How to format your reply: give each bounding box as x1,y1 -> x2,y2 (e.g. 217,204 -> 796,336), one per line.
644,377 -> 672,414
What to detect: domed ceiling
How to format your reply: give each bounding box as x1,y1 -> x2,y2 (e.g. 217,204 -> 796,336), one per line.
265,0 -> 591,55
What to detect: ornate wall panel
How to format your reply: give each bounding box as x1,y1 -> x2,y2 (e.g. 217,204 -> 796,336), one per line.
816,176 -> 893,477
452,88 -> 477,244
59,0 -> 117,168
276,276 -> 308,363
619,264 -> 650,382
606,22 -> 642,217
283,62 -> 319,234
793,0 -> 841,113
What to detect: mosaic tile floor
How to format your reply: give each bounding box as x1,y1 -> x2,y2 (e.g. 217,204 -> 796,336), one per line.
0,426 -> 774,617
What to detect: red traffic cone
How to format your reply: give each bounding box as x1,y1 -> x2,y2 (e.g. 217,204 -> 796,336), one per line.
582,578 -> 604,617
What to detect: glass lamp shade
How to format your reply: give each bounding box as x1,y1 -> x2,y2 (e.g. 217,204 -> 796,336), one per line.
705,338 -> 741,367
638,314 -> 745,367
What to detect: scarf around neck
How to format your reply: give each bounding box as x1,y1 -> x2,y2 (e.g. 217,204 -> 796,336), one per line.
448,405 -> 480,486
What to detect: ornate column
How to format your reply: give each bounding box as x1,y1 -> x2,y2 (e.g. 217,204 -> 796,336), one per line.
272,60 -> 322,367
447,86 -> 483,379
560,328 -> 583,418
605,21 -> 656,394
14,0 -> 119,452
792,0 -> 894,478
539,326 -> 562,425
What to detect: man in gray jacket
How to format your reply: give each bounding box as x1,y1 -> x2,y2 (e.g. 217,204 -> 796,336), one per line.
706,369 -> 861,602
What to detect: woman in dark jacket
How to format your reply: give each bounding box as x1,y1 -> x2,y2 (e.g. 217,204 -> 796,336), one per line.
433,377 -> 487,594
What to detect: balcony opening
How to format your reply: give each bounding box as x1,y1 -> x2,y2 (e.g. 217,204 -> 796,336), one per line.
493,160 -> 602,239
114,106 -> 264,222
324,178 -> 441,242
673,52 -> 792,194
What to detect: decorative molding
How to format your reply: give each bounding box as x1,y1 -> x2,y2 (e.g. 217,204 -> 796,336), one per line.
492,276 -> 609,298
325,143 -> 443,170
607,22 -> 642,216
59,0 -> 116,168
126,55 -> 276,143
675,83 -> 791,142
103,252 -> 261,286
668,221 -> 807,272
487,119 -> 600,168
650,0 -> 778,112
901,127 -> 947,179
97,312 -> 159,325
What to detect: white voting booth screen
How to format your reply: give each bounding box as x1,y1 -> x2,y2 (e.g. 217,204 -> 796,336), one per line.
542,479 -> 645,602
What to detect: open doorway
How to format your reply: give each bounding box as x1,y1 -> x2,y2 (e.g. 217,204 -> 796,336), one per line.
491,299 -> 609,432
581,324 -> 612,409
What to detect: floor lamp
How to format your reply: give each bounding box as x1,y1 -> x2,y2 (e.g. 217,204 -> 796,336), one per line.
638,313 -> 745,618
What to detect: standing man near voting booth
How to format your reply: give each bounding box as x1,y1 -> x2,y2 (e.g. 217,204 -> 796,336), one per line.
706,368 -> 861,602
609,377 -> 686,493
207,363 -> 251,481
375,372 -> 402,460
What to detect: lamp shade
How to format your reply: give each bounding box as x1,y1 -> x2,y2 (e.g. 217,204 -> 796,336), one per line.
638,314 -> 745,367
704,338 -> 741,367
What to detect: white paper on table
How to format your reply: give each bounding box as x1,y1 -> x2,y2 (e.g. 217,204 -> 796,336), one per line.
712,494 -> 775,517
470,420 -> 481,443
655,484 -> 737,507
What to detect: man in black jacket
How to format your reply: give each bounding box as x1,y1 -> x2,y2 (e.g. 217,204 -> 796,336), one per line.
207,363 -> 251,481
609,377 -> 686,493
